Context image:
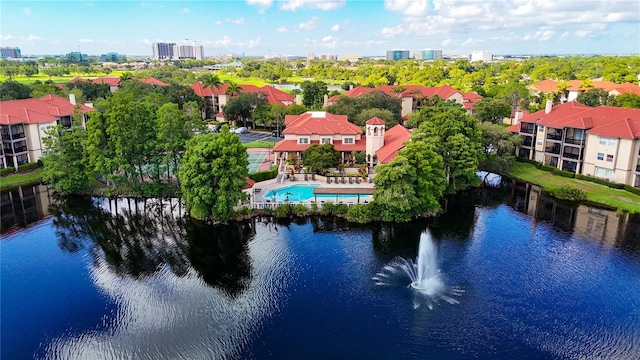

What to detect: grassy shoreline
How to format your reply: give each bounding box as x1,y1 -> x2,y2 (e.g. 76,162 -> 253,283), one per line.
507,162 -> 640,213
0,168 -> 44,191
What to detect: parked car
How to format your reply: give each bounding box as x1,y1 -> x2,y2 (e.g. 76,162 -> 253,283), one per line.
235,127 -> 248,134
211,125 -> 221,133
271,129 -> 283,137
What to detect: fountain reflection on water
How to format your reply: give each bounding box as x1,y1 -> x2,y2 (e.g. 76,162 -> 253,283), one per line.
373,231 -> 463,309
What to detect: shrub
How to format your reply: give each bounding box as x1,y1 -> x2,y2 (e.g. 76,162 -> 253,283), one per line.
249,166 -> 278,182
552,168 -> 576,178
624,185 -> 640,196
17,162 -> 40,172
548,185 -> 586,201
539,164 -> 555,173
0,167 -> 16,177
345,204 -> 373,223
274,204 -> 293,218
293,204 -> 309,216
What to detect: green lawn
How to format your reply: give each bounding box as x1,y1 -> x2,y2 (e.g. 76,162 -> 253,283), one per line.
508,162 -> 640,213
244,140 -> 276,148
0,168 -> 44,191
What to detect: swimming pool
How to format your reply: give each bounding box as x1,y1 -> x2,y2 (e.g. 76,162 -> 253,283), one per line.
263,184 -> 369,202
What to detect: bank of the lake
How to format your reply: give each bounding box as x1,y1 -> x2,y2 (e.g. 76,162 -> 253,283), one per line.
0,168 -> 44,191
507,162 -> 640,213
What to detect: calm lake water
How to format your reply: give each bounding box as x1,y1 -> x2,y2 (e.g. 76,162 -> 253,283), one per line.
2,182 -> 640,359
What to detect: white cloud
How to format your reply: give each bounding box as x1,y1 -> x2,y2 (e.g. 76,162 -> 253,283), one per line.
23,7 -> 32,15
441,38 -> 453,46
331,24 -> 340,32
380,0 -> 640,41
180,7 -> 189,14
215,20 -> 223,25
226,18 -> 245,25
279,0 -> 345,11
202,36 -> 262,49
384,0 -> 429,16
79,38 -> 94,43
277,26 -> 288,32
297,18 -> 319,31
25,35 -> 43,41
0,34 -> 14,41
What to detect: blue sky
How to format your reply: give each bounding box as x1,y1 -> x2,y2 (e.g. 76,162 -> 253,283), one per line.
1,0 -> 639,57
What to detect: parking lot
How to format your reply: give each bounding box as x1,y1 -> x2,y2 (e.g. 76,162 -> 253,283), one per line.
236,130 -> 281,144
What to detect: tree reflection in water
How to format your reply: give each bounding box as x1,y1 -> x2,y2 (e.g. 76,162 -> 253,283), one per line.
49,196 -> 254,299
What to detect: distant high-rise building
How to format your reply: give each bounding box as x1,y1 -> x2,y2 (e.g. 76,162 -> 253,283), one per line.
175,45 -> 204,60
386,50 -> 410,61
306,52 -> 315,61
413,49 -> 442,60
318,54 -> 336,61
471,50 -> 493,63
99,52 -> 127,62
0,47 -> 21,59
152,42 -> 176,60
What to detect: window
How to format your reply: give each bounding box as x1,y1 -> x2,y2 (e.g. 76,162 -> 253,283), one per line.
298,137 -> 309,144
597,153 -> 604,160
536,139 -> 543,145
599,138 -> 607,145
606,154 -> 613,162
538,125 -> 544,132
595,167 -> 613,178
599,137 -> 617,146
343,137 -> 354,144
609,138 -> 617,147
321,137 -> 332,144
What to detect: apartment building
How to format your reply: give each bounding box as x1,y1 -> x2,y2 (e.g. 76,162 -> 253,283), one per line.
0,95 -> 94,169
506,101 -> 640,187
386,50 -> 410,61
272,111 -> 411,169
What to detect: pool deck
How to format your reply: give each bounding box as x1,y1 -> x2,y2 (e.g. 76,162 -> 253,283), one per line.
252,175 -> 375,206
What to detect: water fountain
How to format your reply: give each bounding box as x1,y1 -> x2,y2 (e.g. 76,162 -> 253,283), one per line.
373,231 -> 463,309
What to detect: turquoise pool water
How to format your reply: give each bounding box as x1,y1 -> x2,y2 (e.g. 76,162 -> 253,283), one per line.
263,184 -> 368,202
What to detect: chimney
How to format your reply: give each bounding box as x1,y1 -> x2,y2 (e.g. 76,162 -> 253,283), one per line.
349,84 -> 353,91
545,100 -> 552,114
295,94 -> 302,105
69,93 -> 76,105
514,110 -> 523,125
323,94 -> 329,108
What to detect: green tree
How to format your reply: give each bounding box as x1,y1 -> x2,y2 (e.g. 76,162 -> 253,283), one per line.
224,80 -> 242,97
156,103 -> 192,181
0,80 -> 32,100
301,80 -> 328,109
286,104 -> 308,115
223,92 -> 266,127
576,88 -> 614,107
354,108 -> 395,127
179,127 -> 249,221
478,122 -> 522,174
473,98 -> 512,123
614,93 -> 640,108
326,90 -> 402,126
302,144 -> 340,175
42,109 -> 90,194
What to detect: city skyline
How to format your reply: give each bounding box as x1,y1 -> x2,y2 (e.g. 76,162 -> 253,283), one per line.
1,0 -> 639,57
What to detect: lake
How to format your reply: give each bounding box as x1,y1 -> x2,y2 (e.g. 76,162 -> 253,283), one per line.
1,182 -> 639,359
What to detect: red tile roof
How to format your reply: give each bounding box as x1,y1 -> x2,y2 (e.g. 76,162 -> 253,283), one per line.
376,124 -> 412,163
242,177 -> 256,190
272,138 -> 366,153
90,77 -> 120,86
514,101 -> 640,139
283,111 -> 362,135
328,84 -> 482,109
505,123 -> 520,133
365,117 -> 386,125
0,95 -> 94,125
532,79 -> 640,95
190,82 -> 294,106
139,77 -> 168,86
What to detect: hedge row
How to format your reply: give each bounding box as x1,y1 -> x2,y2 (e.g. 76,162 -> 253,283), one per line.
249,166 -> 278,182
0,162 -> 42,177
516,157 -> 640,196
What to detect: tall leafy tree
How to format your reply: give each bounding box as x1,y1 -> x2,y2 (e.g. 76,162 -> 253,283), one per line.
223,92 -> 266,127
301,80 -> 328,109
224,80 -> 242,97
478,122 -> 522,174
372,140 -> 446,222
179,126 -> 249,221
0,80 -> 31,100
42,109 -> 90,194
473,98 -> 512,123
302,144 -> 340,175
576,88 -> 614,107
614,93 -> 640,109
326,90 -> 402,126
156,103 -> 191,181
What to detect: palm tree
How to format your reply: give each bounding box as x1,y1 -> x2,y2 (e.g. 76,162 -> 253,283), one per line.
224,80 -> 242,97
200,73 -> 223,118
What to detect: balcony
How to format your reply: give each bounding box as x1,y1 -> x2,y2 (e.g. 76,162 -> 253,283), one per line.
521,127 -> 535,134
636,164 -> 640,173
1,132 -> 26,141
564,137 -> 584,145
545,144 -> 561,155
546,133 -> 563,141
562,152 -> 580,160
13,145 -> 27,153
